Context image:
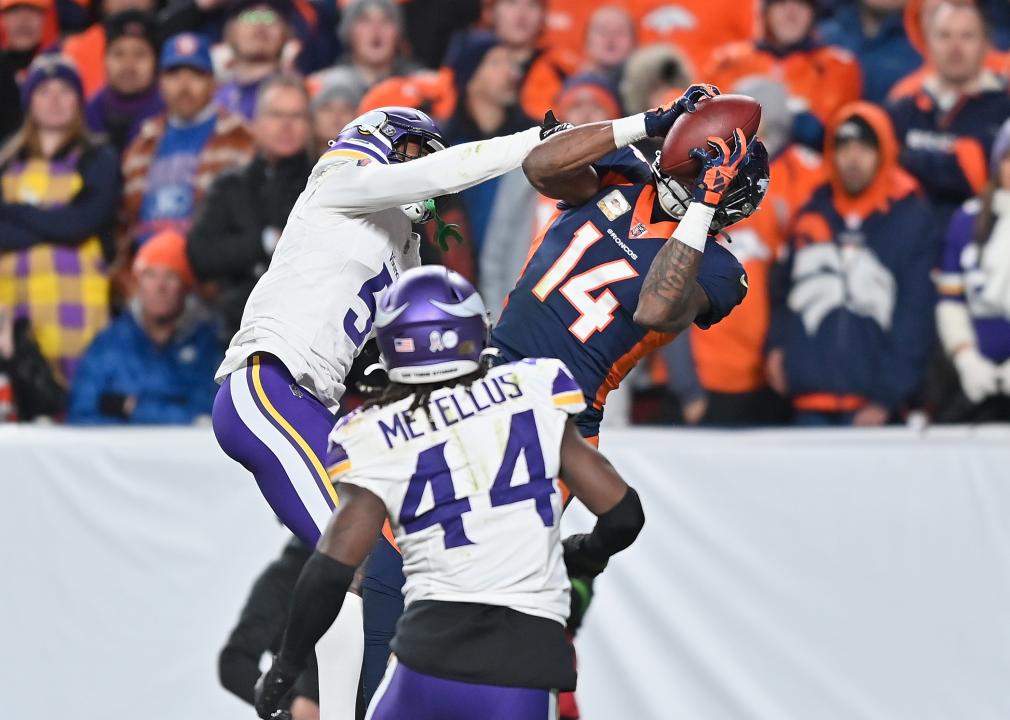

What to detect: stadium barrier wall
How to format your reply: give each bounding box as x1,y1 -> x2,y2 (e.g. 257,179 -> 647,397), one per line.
3,425 -> 1009,720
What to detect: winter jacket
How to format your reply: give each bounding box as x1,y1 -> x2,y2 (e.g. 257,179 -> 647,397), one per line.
888,72 -> 1010,228
68,309 -> 222,424
769,103 -> 938,413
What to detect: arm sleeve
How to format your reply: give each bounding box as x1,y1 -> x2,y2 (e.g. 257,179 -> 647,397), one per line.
872,211 -> 939,409
315,127 -> 541,214
2,146 -> 121,244
898,137 -> 987,199
186,175 -> 263,281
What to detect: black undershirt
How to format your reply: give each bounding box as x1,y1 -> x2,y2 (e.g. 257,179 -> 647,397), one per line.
391,600 -> 577,691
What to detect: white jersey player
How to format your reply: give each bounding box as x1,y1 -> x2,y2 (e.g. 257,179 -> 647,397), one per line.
253,266 -> 645,720
210,107 -> 541,718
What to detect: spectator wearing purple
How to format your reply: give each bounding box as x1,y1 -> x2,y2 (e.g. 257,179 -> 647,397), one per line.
0,56 -> 120,388
934,118 -> 1010,422
85,11 -> 165,154
214,0 -> 290,121
442,31 -> 533,254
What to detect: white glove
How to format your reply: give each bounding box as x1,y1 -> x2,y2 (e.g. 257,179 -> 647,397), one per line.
998,359 -> 1010,396
953,348 -> 1000,403
400,200 -> 434,224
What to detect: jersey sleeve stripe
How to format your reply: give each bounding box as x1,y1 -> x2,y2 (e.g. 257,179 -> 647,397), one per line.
322,148 -> 372,162
552,391 -> 585,407
327,459 -> 352,479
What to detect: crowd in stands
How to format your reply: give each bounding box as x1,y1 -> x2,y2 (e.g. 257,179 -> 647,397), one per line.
2,0 -> 1010,429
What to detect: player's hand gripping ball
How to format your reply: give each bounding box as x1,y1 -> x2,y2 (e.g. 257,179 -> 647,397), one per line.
254,656 -> 299,720
689,128 -> 750,207
643,83 -> 721,139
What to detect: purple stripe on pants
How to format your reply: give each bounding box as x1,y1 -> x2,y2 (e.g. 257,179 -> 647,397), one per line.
212,353 -> 337,545
367,660 -> 555,720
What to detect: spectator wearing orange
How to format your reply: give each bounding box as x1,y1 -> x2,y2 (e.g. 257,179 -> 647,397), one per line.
580,4 -> 636,89
68,229 -> 222,425
705,0 -> 861,150
355,69 -> 455,122
118,33 -> 254,258
84,11 -> 164,154
692,77 -> 821,425
490,0 -> 578,120
61,0 -> 157,99
818,0 -> 922,103
767,103 -> 937,426
888,1 -> 1010,228
630,0 -> 758,74
0,55 -> 119,388
0,0 -> 50,79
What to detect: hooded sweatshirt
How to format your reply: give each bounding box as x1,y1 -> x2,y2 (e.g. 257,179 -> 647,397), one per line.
768,103 -> 938,413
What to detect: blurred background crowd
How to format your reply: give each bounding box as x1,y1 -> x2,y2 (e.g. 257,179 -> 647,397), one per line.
2,0 -> 1010,430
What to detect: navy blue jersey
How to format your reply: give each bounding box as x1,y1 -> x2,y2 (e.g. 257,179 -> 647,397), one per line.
493,148 -> 747,437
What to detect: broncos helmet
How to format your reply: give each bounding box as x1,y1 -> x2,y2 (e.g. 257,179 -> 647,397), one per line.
651,137 -> 770,232
328,106 -> 446,165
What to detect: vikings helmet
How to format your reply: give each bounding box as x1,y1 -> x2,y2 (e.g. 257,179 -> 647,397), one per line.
329,106 -> 446,165
374,266 -> 489,385
651,138 -> 771,232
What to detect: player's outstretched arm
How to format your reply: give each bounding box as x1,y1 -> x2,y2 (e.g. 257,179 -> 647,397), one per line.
318,127 -> 542,214
253,484 -> 386,720
523,84 -> 721,207
558,421 -> 645,578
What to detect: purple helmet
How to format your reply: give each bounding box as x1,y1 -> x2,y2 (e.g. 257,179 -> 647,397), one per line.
328,106 -> 446,165
374,266 -> 489,385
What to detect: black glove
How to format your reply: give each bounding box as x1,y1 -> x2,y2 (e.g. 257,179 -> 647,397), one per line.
643,83 -> 721,138
562,533 -> 609,579
254,656 -> 300,720
540,110 -> 574,140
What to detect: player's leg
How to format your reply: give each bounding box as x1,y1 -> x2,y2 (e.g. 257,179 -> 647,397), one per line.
212,352 -> 363,720
366,659 -> 558,720
360,535 -> 405,706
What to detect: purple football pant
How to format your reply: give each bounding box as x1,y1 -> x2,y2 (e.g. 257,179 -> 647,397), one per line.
366,659 -> 559,720
212,352 -> 339,544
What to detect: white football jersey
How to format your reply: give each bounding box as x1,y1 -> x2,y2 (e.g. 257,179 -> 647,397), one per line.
326,358 -> 587,625
215,127 -> 541,408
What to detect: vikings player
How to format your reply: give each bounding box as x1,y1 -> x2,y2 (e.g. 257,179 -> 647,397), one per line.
255,266 -> 645,720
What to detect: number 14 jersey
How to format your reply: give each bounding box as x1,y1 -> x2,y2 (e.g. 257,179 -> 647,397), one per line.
325,358 -> 586,626
493,147 -> 749,437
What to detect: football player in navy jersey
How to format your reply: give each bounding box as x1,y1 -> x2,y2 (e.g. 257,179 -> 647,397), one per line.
494,88 -> 771,442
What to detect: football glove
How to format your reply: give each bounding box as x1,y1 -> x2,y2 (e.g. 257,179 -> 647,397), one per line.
540,109 -> 574,140
567,576 -> 595,633
688,128 -> 749,207
254,656 -> 299,720
562,533 -> 609,579
643,83 -> 721,138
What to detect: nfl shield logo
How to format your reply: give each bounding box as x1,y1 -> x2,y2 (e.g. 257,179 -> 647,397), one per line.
393,338 -> 415,353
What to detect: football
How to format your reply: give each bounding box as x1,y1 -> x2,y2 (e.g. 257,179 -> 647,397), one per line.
658,94 -> 763,182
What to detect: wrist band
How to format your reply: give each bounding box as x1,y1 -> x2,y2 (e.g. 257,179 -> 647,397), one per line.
671,202 -> 716,253
612,114 -> 647,147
